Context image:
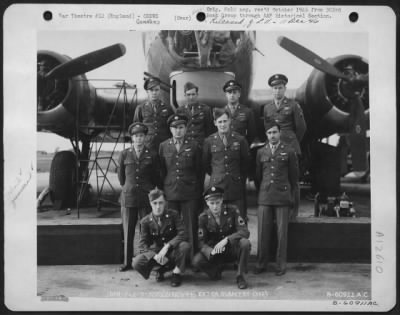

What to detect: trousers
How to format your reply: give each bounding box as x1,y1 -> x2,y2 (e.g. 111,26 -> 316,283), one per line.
168,199 -> 199,258
256,205 -> 289,271
121,206 -> 149,266
132,241 -> 191,279
192,238 -> 250,278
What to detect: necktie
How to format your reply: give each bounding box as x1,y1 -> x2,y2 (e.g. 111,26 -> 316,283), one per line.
230,106 -> 236,116
214,214 -> 220,225
157,217 -> 162,227
175,140 -> 182,152
271,145 -> 276,154
222,135 -> 228,147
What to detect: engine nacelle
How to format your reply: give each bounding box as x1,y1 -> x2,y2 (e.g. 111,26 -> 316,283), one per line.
295,55 -> 369,139
37,50 -> 136,140
37,50 -> 96,139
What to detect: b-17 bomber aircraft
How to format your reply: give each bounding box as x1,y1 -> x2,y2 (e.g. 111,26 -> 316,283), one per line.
37,30 -> 369,209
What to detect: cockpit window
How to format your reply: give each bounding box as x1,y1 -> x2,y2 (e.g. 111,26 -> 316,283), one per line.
159,30 -> 244,67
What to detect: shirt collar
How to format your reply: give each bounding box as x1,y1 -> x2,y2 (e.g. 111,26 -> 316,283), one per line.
174,138 -> 183,144
270,141 -> 280,149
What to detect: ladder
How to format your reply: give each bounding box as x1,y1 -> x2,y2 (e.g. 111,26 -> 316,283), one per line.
74,80 -> 137,217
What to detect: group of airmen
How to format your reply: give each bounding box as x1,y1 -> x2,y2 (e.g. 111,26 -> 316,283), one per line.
117,74 -> 306,289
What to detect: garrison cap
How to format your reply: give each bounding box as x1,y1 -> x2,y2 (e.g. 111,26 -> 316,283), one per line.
265,120 -> 281,132
148,187 -> 165,202
204,186 -> 224,200
128,122 -> 148,135
144,77 -> 161,90
223,80 -> 242,92
184,81 -> 198,93
268,74 -> 288,87
167,114 -> 188,127
213,107 -> 231,120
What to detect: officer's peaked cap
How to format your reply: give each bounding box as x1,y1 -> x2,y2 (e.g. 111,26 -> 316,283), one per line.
223,80 -> 242,92
128,122 -> 148,135
268,74 -> 288,87
204,186 -> 224,200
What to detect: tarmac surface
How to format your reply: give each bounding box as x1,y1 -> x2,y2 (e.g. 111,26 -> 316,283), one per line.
38,263 -> 371,300
36,171 -> 372,308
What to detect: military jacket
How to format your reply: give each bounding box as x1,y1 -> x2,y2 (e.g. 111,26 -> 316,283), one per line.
181,102 -> 214,145
225,104 -> 257,145
133,100 -> 173,150
256,142 -> 299,206
263,97 -> 306,154
159,137 -> 203,200
203,131 -> 250,201
139,209 -> 188,254
118,146 -> 160,208
198,204 -> 249,258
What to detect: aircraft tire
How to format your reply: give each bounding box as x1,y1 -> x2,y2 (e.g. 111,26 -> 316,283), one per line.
49,150 -> 77,210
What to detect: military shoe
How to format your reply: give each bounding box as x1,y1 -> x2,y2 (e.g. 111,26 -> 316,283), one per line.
119,265 -> 132,272
236,275 -> 248,289
253,266 -> 266,274
170,273 -> 182,287
155,271 -> 165,282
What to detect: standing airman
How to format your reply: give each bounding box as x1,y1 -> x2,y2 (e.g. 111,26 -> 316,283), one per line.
263,74 -> 306,218
223,80 -> 257,146
203,108 -> 250,219
159,114 -> 203,258
133,77 -> 173,151
176,81 -> 214,146
117,122 -> 160,272
253,122 -> 299,276
223,79 -> 257,219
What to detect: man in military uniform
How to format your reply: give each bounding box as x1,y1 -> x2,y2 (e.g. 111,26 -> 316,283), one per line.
223,80 -> 256,146
176,81 -> 214,146
263,74 -> 306,218
193,186 -> 250,289
223,79 -> 257,219
253,122 -> 299,276
203,108 -> 250,218
159,114 -> 203,258
133,77 -> 174,151
117,122 -> 161,272
263,74 -> 306,154
132,188 -> 190,287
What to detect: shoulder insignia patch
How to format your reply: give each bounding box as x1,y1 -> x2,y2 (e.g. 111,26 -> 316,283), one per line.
238,216 -> 245,226
198,228 -> 204,237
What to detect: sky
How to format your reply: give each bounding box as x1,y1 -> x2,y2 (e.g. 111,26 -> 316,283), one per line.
37,30 -> 368,152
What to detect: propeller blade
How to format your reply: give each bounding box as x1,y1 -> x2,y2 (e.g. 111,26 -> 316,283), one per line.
347,96 -> 367,171
277,36 -> 351,81
45,43 -> 126,80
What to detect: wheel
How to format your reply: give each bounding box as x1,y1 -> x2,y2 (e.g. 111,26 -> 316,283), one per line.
49,150 -> 77,210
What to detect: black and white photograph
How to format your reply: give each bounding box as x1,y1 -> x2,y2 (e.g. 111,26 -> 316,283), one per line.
3,4 -> 396,312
